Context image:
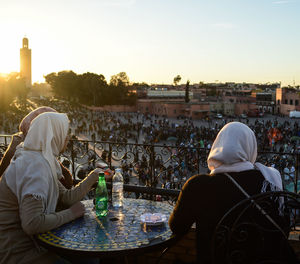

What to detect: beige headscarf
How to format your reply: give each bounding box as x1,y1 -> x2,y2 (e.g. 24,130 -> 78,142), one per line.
5,112 -> 69,213
19,106 -> 57,137
207,122 -> 282,190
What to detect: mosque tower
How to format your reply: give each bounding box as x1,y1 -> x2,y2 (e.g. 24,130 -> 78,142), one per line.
20,37 -> 32,87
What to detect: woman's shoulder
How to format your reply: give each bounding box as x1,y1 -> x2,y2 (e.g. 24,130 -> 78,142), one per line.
226,169 -> 264,178
15,151 -> 50,170
216,169 -> 265,188
189,170 -> 263,183
185,170 -> 264,187
184,173 -> 213,187
179,174 -> 211,197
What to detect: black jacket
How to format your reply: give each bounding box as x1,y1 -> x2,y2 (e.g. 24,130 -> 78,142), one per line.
169,170 -> 294,264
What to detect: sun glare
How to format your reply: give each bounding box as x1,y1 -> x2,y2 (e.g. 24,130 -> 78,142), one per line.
0,48 -> 19,76
0,25 -> 21,78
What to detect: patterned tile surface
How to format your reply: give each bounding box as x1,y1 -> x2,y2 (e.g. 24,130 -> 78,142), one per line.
37,199 -> 174,253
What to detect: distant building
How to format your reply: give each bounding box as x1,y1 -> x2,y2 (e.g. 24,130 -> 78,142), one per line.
137,99 -> 209,119
276,87 -> 300,115
20,37 -> 31,87
223,90 -> 257,115
254,92 -> 275,113
133,82 -> 283,118
147,90 -> 193,100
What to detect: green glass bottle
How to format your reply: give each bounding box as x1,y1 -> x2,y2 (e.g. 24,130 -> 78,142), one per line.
95,172 -> 108,217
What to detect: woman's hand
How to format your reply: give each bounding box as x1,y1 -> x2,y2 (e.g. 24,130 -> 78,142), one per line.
95,164 -> 113,181
70,201 -> 85,218
88,168 -> 103,178
103,168 -> 113,181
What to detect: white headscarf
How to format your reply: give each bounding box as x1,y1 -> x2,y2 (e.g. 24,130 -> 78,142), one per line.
5,112 -> 69,213
207,122 -> 282,190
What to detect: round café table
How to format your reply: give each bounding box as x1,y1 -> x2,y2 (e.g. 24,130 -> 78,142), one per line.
36,198 -> 176,258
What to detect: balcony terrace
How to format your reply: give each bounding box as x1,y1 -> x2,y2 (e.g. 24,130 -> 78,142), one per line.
1,135 -> 300,263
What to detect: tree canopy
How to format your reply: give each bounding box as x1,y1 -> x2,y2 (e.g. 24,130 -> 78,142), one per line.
110,72 -> 130,87
173,75 -> 181,85
44,71 -> 137,106
185,80 -> 190,103
0,73 -> 29,112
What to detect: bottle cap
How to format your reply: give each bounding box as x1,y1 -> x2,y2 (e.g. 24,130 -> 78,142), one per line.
115,168 -> 121,173
99,172 -> 105,177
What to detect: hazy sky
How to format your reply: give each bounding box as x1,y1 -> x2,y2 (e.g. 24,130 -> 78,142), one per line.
0,0 -> 299,85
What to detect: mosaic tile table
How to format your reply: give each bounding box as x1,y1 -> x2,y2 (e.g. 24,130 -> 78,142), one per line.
37,198 -> 176,258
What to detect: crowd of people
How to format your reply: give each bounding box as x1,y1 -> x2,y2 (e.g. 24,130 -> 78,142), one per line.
1,97 -> 300,191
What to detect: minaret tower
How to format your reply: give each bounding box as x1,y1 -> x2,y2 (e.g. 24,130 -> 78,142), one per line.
20,37 -> 32,87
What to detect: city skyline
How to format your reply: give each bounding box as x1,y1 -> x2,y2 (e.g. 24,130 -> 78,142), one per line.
0,0 -> 299,86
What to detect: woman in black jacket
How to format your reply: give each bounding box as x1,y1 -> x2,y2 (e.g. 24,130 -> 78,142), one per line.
169,122 -> 294,264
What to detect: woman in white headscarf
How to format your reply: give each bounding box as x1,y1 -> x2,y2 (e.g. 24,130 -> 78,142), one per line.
169,122 -> 289,264
207,121 -> 282,191
0,106 -> 73,189
0,112 -> 102,264
0,106 -> 57,177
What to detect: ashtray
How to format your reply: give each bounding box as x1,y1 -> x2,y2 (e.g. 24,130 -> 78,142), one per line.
140,213 -> 167,226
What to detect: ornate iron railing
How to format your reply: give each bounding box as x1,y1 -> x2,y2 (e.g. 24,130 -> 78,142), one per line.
1,135 -> 299,194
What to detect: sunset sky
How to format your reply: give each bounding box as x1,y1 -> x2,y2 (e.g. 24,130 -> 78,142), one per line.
0,0 -> 299,85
